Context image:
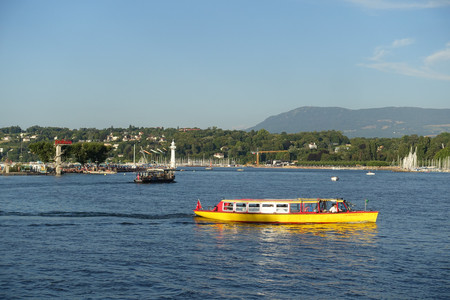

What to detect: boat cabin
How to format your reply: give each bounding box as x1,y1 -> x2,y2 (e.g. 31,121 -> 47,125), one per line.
215,198 -> 349,214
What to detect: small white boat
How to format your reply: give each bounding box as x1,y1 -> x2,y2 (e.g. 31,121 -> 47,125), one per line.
366,171 -> 375,176
331,176 -> 339,181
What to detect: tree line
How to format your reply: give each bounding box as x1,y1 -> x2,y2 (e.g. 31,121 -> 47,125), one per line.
1,126 -> 449,166
28,141 -> 111,165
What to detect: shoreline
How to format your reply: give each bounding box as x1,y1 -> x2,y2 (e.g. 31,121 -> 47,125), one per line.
3,165 -> 446,176
274,165 -> 405,171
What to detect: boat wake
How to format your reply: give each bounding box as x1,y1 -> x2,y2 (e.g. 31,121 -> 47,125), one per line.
0,210 -> 192,220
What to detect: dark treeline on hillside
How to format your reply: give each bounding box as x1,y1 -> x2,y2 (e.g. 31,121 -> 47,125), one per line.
1,126 -> 449,165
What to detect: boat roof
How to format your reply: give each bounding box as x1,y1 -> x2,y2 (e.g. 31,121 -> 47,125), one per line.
221,198 -> 345,203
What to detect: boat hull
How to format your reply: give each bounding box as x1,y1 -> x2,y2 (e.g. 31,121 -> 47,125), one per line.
194,210 -> 378,224
134,178 -> 175,183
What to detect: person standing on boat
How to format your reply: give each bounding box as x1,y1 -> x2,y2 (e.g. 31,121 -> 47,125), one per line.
329,203 -> 338,213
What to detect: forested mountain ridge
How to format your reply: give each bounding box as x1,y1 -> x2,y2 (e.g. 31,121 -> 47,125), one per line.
248,107 -> 450,138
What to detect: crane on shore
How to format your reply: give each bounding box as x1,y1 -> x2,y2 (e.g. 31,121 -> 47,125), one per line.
251,150 -> 289,166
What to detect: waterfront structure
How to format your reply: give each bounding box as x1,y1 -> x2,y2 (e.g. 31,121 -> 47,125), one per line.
54,140 -> 72,175
170,140 -> 176,169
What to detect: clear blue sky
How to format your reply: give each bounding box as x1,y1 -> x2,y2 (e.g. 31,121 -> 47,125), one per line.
1,0 -> 449,130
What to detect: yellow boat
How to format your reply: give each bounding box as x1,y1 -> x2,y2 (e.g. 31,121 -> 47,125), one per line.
193,198 -> 378,224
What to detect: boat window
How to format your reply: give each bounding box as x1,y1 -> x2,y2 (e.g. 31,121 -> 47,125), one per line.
276,204 -> 289,213
235,203 -> 247,212
290,203 -> 301,213
321,201 -> 331,212
303,203 -> 315,212
338,202 -> 347,212
248,203 -> 260,213
223,202 -> 234,211
261,203 -> 276,214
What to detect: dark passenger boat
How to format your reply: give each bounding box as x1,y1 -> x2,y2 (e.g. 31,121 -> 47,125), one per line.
134,169 -> 175,183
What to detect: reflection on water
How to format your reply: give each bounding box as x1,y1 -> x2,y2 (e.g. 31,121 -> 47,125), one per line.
194,217 -> 378,244
193,217 -> 380,297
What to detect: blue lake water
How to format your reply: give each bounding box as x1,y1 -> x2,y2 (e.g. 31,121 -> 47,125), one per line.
0,168 -> 449,299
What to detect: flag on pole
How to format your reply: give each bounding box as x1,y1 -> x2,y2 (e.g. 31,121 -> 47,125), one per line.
195,199 -> 202,210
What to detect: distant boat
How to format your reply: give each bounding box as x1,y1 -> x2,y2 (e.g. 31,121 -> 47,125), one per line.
237,168 -> 244,172
331,176 -> 339,181
366,171 -> 375,175
134,169 -> 175,183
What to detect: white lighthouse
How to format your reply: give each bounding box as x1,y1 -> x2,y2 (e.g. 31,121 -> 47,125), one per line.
169,140 -> 176,169
55,143 -> 62,176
